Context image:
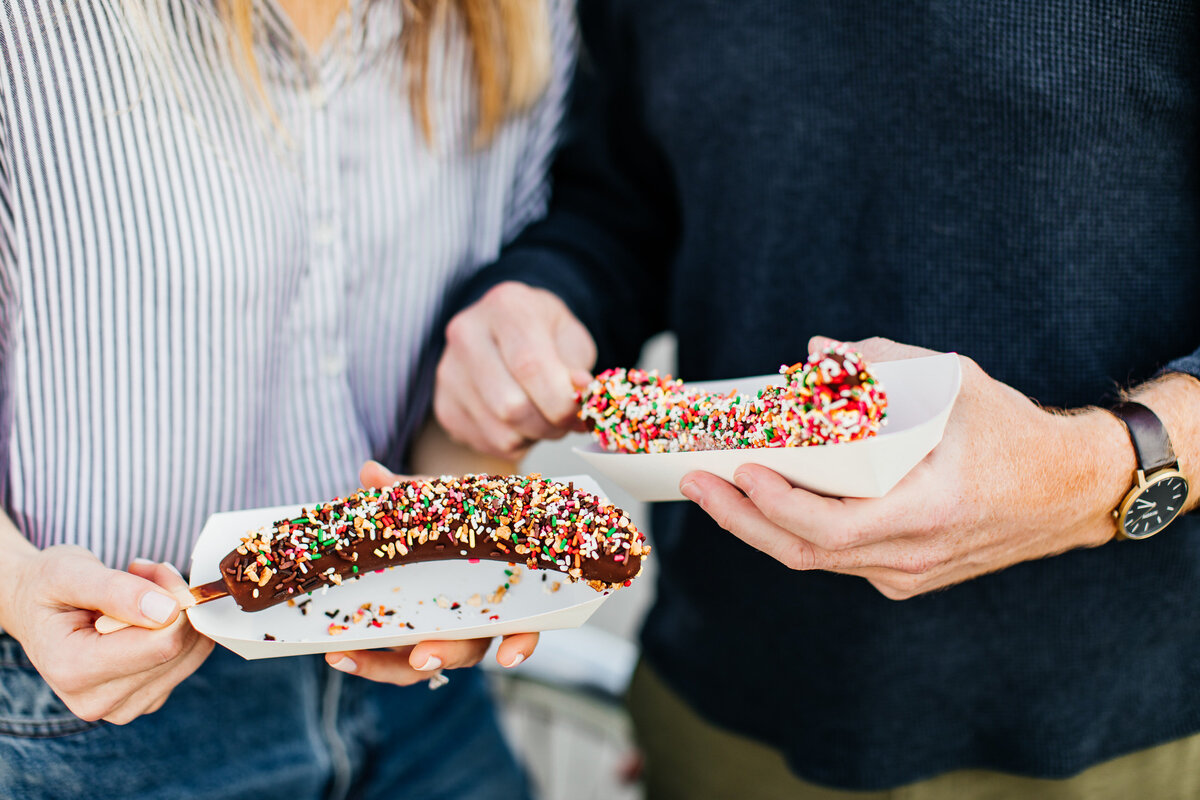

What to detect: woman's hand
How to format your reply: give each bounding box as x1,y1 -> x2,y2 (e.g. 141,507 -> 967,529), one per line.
324,636 -> 534,687
325,461 -> 540,685
0,546 -> 214,724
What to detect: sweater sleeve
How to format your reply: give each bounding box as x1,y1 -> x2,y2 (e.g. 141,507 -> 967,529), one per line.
1164,351 -> 1200,381
451,0 -> 681,370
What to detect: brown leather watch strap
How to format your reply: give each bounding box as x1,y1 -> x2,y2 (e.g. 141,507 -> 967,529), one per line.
1109,401 -> 1177,473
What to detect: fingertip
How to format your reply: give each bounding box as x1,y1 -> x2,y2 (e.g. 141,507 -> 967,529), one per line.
569,369 -> 594,390
359,460 -> 395,489
808,335 -> 838,354
327,653 -> 358,674
413,654 -> 443,672
733,463 -> 781,489
497,632 -> 538,669
680,474 -> 704,504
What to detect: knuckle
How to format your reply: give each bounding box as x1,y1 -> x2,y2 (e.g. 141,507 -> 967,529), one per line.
958,354 -> 983,382
744,482 -> 778,512
431,393 -> 451,426
484,281 -> 528,312
894,573 -> 926,598
896,553 -> 937,575
142,695 -> 169,717
493,395 -> 531,426
874,581 -> 911,602
706,504 -> 736,533
105,710 -> 137,726
828,519 -> 873,551
507,350 -> 544,383
873,575 -> 920,601
492,430 -> 529,460
68,695 -> 115,723
45,667 -> 88,697
153,637 -> 186,666
862,336 -> 889,351
100,582 -> 134,620
442,314 -> 473,349
433,357 -> 456,388
779,541 -> 817,571
432,394 -> 461,432
826,526 -> 862,552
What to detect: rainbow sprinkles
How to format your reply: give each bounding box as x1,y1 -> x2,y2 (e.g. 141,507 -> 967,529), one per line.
219,474 -> 649,612
579,341 -> 887,454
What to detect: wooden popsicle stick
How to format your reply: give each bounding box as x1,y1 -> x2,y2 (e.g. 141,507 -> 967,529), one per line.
94,579 -> 229,634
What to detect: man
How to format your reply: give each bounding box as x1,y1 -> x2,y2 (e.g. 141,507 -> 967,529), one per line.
434,1 -> 1200,796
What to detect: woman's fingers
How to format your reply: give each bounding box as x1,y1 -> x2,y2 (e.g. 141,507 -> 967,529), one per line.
98,623 -> 215,724
495,632 -> 539,669
325,636 -> 502,687
46,550 -> 183,631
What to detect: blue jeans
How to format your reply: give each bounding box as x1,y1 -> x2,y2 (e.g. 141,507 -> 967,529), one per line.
0,635 -> 530,800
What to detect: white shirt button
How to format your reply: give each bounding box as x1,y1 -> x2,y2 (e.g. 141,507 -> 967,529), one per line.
320,353 -> 346,376
312,221 -> 338,245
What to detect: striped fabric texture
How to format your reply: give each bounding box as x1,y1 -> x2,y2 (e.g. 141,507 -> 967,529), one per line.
0,0 -> 574,569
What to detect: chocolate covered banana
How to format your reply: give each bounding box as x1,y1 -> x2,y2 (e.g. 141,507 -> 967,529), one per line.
208,474 -> 649,612
579,341 -> 887,453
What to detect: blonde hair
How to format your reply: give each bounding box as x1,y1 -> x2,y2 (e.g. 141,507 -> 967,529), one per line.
222,0 -> 551,145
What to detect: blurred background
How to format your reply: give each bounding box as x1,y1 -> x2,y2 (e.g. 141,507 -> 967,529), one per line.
483,332 -> 677,800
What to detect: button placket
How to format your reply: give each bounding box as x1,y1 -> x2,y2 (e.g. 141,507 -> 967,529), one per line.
302,75 -> 348,380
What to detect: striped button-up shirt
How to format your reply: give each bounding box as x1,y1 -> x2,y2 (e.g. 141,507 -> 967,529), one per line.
0,0 -> 573,569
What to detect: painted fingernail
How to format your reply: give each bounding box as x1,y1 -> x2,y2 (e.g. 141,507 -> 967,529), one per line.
505,653 -> 526,669
679,480 -> 703,504
427,672 -> 450,690
416,655 -> 443,672
139,591 -> 177,624
164,562 -> 185,580
131,557 -> 156,566
329,655 -> 358,673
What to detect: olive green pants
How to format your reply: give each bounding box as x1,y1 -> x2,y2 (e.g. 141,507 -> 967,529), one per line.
626,663 -> 1200,800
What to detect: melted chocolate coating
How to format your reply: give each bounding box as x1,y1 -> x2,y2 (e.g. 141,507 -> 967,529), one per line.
218,475 -> 648,612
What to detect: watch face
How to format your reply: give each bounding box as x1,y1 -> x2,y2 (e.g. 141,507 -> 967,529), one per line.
1122,473 -> 1189,539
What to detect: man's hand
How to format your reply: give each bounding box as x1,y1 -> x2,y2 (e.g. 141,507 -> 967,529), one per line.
435,282 -> 597,460
322,461 -> 540,684
680,336 -> 1142,600
1,549 -> 214,724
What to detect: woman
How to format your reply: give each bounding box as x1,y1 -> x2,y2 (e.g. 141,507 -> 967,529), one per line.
0,0 -> 571,797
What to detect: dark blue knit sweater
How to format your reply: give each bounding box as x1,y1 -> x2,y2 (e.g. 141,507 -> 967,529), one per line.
458,0 -> 1200,789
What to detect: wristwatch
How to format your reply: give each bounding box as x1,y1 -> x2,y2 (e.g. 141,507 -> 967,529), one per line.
1109,401 -> 1189,540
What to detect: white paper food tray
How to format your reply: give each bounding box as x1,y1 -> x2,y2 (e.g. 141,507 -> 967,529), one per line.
573,353 -> 961,502
187,475 -> 617,660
